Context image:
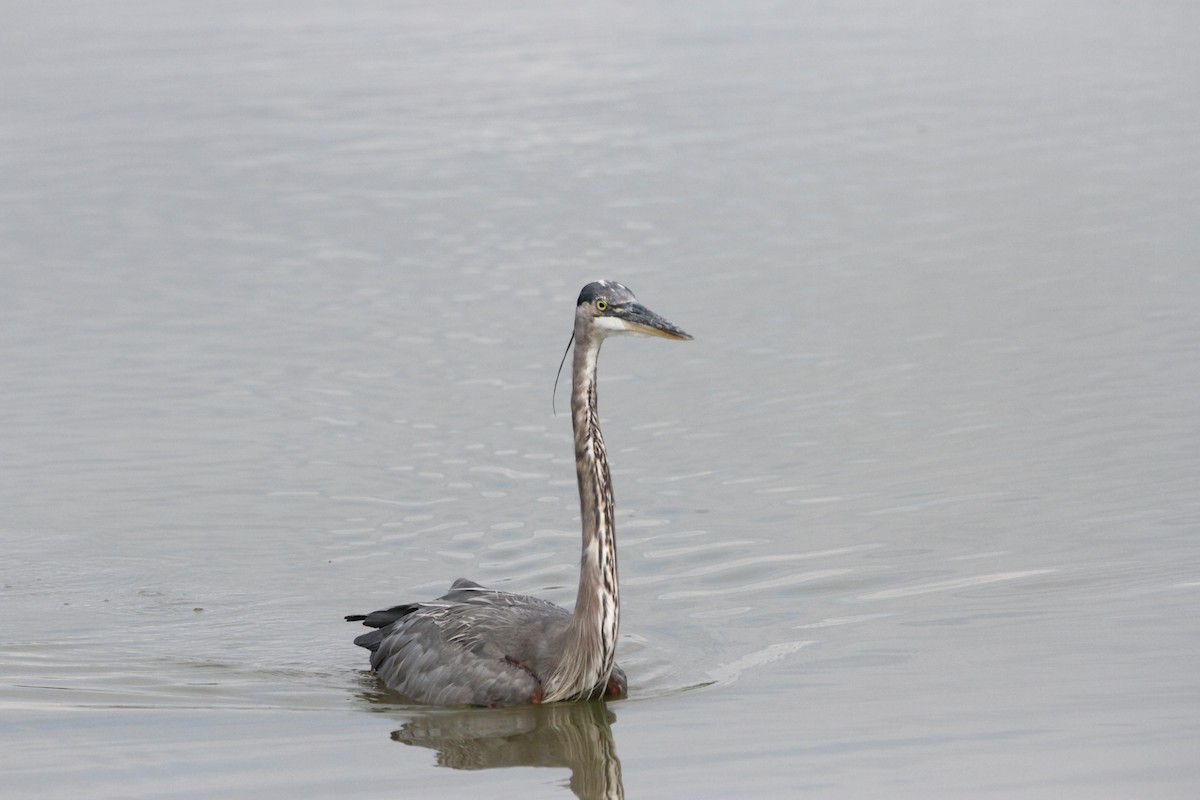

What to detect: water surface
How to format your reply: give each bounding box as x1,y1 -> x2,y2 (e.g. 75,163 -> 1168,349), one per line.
2,1 -> 1198,798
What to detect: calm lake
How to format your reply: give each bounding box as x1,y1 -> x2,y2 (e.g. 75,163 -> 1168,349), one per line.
2,1 -> 1198,797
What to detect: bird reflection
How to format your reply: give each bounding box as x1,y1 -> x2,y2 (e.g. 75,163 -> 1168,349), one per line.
387,700 -> 624,800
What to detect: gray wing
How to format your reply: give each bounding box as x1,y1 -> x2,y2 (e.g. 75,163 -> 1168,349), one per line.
347,579 -> 574,707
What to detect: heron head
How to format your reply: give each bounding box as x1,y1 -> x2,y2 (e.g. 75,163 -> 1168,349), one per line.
575,280 -> 692,341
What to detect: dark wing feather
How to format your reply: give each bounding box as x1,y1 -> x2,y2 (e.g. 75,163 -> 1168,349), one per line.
347,578 -> 575,706
438,577 -> 569,614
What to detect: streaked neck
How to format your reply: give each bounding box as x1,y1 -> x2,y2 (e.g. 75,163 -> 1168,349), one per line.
545,325 -> 620,701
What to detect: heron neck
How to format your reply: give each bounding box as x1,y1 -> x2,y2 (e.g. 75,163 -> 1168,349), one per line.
546,327 -> 620,701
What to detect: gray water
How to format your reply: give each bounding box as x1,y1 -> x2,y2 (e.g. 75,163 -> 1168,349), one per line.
3,1 -> 1198,797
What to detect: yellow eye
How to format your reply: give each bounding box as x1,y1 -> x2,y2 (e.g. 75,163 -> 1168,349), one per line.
595,299 -> 608,312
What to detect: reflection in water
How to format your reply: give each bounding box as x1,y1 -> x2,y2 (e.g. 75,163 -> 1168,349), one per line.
388,701 -> 623,800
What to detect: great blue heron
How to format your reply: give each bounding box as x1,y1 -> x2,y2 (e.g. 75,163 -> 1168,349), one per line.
346,280 -> 691,706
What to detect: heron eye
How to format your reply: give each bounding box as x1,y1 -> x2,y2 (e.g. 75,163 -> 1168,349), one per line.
595,299 -> 608,312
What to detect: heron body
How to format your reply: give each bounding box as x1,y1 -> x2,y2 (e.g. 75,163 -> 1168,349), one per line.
347,281 -> 691,706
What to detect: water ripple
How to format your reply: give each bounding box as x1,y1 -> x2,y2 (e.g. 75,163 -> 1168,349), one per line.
331,494 -> 457,508
857,569 -> 1058,600
661,568 -> 855,600
467,465 -> 549,480
709,641 -> 812,686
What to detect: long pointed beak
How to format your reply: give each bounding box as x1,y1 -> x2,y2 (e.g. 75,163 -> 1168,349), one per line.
623,302 -> 692,340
